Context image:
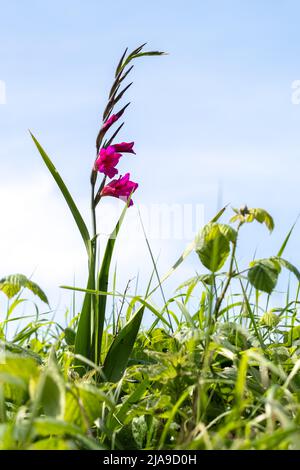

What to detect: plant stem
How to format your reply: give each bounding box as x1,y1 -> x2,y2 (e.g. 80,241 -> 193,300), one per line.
213,221 -> 242,318
90,167 -> 98,366
91,177 -> 97,242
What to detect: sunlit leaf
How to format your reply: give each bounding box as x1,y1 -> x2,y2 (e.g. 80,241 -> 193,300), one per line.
196,223 -> 231,272
248,258 -> 281,294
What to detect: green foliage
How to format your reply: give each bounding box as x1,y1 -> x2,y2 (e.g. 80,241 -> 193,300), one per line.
102,309 -> 144,382
196,223 -> 235,272
248,258 -> 281,294
9,42 -> 300,450
0,274 -> 48,304
248,257 -> 300,294
230,206 -> 274,232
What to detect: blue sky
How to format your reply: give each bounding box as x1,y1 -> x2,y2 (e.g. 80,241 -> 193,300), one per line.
1,0 -> 300,323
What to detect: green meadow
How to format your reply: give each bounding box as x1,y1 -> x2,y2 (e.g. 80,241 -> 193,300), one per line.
1,45 -> 300,451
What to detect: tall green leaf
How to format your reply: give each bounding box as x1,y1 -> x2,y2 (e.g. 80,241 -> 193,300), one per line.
92,203 -> 129,366
30,133 -> 90,255
102,308 -> 144,382
74,265 -> 94,372
277,218 -> 298,257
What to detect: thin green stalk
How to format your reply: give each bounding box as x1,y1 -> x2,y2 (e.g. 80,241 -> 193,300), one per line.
213,221 -> 242,318
90,169 -> 99,367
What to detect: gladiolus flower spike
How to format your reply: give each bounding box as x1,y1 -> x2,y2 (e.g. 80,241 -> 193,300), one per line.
100,173 -> 138,206
95,142 -> 135,179
100,103 -> 130,134
95,146 -> 122,179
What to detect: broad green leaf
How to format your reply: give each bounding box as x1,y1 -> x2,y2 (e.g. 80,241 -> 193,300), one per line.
32,418 -> 103,449
64,327 -> 76,346
108,379 -> 149,432
230,207 -> 274,232
31,350 -> 65,419
0,352 -> 39,404
218,224 -> 237,243
0,274 -> 48,304
30,133 -> 90,255
102,308 -> 144,382
196,223 -> 230,272
248,258 -> 281,294
64,383 -> 108,430
74,267 -> 94,371
251,208 -> 274,232
0,340 -> 42,364
28,438 -> 76,450
0,353 -> 39,384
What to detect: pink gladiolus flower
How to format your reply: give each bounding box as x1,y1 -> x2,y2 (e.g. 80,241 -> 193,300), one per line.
101,104 -> 128,133
113,142 -> 135,154
100,173 -> 138,206
95,146 -> 122,178
101,114 -> 119,132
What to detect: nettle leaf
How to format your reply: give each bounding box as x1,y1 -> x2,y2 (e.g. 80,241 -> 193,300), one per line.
196,223 -> 234,272
230,207 -> 274,232
0,274 -> 48,304
248,258 -> 281,294
251,208 -> 274,232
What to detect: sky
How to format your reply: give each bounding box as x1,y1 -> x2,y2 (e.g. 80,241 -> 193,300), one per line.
1,0 -> 300,326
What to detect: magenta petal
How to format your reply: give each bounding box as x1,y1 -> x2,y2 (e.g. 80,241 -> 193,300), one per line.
100,173 -> 138,206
